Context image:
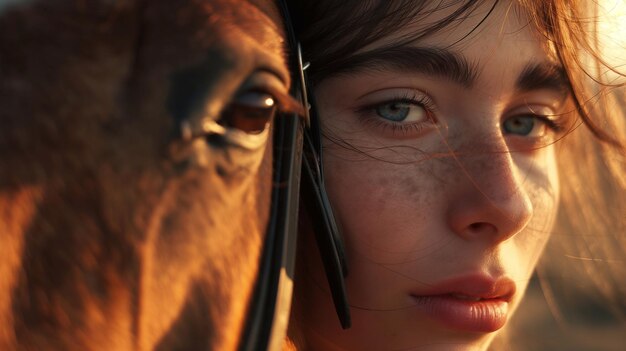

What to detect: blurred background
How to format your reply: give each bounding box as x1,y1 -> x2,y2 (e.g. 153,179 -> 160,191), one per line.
506,275 -> 625,350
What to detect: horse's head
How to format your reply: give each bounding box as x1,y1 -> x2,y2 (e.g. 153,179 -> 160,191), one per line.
0,0 -> 295,349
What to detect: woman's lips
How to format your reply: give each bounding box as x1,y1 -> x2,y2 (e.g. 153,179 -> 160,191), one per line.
410,294 -> 509,332
409,275 -> 516,333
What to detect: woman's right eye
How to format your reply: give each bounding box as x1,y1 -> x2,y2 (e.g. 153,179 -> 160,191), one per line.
218,91 -> 277,134
353,91 -> 438,138
375,101 -> 429,123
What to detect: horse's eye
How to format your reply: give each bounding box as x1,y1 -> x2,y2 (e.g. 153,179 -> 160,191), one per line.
218,91 -> 276,134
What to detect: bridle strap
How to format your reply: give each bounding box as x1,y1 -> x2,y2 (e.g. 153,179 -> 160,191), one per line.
280,0 -> 351,330
237,1 -> 306,350
300,65 -> 351,329
238,0 -> 351,349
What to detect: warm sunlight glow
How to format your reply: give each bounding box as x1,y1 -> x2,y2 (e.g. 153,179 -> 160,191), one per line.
598,0 -> 626,79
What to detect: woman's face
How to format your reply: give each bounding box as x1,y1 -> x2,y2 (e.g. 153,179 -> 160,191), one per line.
299,1 -> 572,350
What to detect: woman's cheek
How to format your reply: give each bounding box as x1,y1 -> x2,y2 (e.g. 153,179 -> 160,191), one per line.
324,152 -> 435,264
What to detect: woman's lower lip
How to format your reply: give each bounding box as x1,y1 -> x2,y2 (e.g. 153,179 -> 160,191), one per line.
410,295 -> 509,332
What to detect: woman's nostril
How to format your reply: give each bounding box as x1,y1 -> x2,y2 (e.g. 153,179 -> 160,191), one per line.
469,222 -> 483,231
467,222 -> 498,236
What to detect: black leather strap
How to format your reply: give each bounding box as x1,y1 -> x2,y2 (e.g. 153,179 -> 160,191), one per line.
238,1 -> 351,349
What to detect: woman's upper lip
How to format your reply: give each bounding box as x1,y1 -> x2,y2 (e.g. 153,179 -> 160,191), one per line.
410,274 -> 516,301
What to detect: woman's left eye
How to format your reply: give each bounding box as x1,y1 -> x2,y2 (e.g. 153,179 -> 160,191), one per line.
502,114 -> 559,138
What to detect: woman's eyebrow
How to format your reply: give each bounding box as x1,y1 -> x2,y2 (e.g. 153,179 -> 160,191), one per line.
326,47 -> 570,96
515,62 -> 570,95
330,46 -> 478,88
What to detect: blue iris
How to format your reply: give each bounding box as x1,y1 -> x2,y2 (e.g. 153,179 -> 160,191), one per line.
376,102 -> 411,122
503,116 -> 536,136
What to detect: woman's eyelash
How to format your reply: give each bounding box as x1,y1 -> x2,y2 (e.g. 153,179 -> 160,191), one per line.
537,115 -> 564,132
352,91 -> 437,137
360,93 -> 436,134
522,102 -> 573,132
356,92 -> 436,117
359,117 -> 428,136
515,112 -> 568,133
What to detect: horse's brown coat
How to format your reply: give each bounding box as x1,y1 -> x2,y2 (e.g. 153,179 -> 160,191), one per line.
0,1 -> 290,350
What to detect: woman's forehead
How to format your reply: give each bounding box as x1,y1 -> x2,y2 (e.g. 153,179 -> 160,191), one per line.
369,1 -> 539,51
351,1 -> 558,77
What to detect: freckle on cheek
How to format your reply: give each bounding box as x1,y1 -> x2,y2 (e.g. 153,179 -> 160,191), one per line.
374,176 -> 390,209
373,165 -> 432,218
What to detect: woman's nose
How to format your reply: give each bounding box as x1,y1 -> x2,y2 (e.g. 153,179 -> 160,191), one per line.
445,144 -> 534,244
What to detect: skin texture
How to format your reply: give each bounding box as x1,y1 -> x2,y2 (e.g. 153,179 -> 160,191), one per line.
296,1 -> 574,350
0,0 -> 292,350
